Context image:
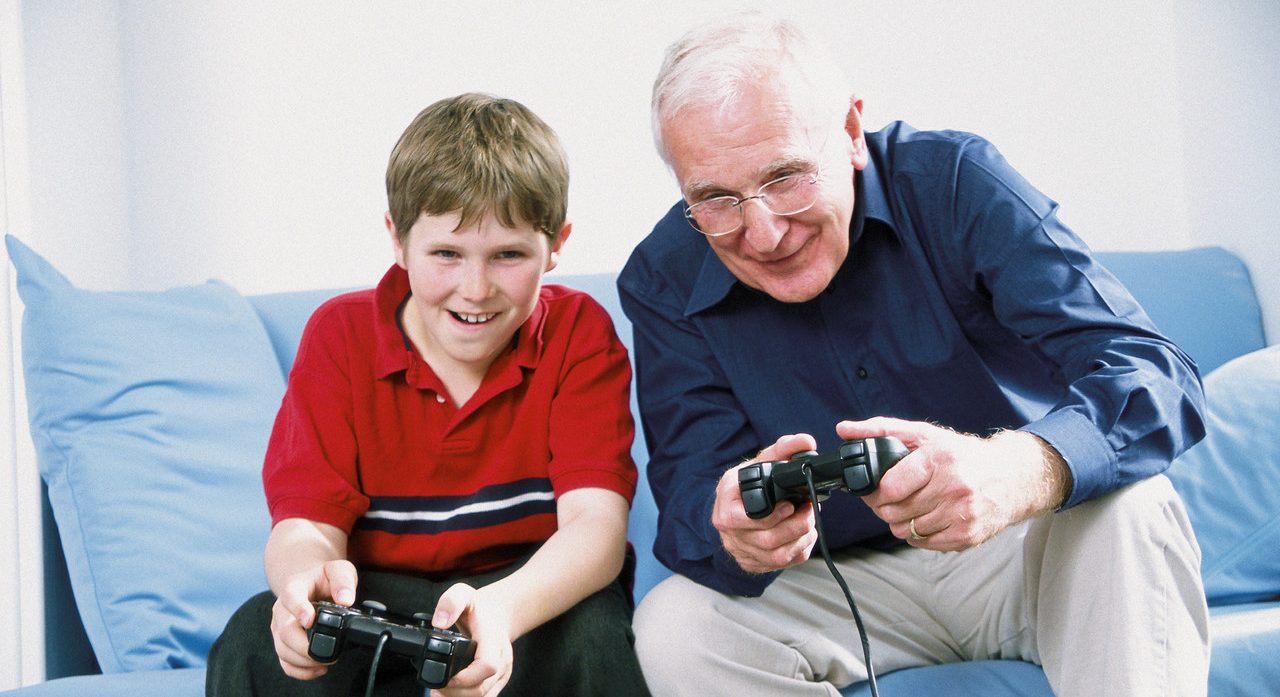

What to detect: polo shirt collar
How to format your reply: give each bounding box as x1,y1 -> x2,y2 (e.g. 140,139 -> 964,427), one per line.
371,264 -> 547,384
682,157 -> 896,317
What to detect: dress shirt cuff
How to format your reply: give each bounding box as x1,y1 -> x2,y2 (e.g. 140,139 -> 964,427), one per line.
1021,408 -> 1117,509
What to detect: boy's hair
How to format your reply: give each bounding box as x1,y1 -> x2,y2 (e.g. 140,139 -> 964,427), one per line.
386,93 -> 569,243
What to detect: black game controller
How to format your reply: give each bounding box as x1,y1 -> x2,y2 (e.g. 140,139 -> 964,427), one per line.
307,600 -> 476,689
738,436 -> 909,519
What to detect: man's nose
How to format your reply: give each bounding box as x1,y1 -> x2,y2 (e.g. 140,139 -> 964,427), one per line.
740,198 -> 785,254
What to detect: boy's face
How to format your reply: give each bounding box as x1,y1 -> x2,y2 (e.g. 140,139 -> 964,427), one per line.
389,210 -> 569,380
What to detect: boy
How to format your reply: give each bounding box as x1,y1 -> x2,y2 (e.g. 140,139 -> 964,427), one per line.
207,93 -> 650,697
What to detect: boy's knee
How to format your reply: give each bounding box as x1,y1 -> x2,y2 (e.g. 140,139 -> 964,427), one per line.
209,591 -> 277,663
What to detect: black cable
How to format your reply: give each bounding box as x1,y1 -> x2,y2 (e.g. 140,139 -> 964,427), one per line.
364,631 -> 392,697
803,464 -> 880,697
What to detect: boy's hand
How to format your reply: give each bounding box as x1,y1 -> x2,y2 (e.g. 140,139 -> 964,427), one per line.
712,433 -> 820,574
270,560 -> 358,680
429,583 -> 515,697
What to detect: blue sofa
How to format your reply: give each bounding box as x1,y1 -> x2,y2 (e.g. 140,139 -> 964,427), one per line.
4,233 -> 1278,696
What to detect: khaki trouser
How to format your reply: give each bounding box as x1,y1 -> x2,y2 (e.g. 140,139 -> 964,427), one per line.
635,475 -> 1209,696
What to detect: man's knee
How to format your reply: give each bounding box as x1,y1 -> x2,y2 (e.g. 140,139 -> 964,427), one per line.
634,575 -> 723,671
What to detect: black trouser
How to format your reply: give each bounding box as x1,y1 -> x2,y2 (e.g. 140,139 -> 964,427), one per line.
205,556 -> 651,697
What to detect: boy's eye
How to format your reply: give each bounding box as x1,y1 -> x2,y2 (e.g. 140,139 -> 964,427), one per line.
431,249 -> 460,259
495,250 -> 526,260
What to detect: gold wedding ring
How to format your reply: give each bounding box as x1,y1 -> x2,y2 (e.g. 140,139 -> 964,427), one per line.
909,518 -> 929,541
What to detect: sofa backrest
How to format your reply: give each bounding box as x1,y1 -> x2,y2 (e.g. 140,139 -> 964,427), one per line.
1095,247 -> 1266,374
30,245 -> 1267,681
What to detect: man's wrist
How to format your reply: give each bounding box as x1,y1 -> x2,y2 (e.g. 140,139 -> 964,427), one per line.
993,430 -> 1073,514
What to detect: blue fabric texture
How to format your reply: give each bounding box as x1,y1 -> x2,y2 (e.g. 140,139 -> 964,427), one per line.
6,235 -> 279,673
1167,345 -> 1280,605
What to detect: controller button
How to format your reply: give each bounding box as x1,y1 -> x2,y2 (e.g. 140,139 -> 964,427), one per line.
737,465 -> 762,483
741,488 -> 768,515
360,600 -> 387,615
420,660 -> 449,686
314,611 -> 344,629
310,633 -> 338,660
840,440 -> 866,459
844,464 -> 871,491
428,637 -> 454,655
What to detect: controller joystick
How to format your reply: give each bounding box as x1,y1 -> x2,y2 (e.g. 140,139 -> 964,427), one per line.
737,436 -> 909,519
306,600 -> 475,689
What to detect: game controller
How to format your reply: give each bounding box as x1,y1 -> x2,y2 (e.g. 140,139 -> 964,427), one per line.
738,436 -> 909,519
307,600 -> 475,689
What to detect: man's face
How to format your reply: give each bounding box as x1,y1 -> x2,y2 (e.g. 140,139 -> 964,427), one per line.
662,84 -> 867,303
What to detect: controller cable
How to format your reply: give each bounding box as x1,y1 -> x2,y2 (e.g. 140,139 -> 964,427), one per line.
802,465 -> 880,697
363,631 -> 392,697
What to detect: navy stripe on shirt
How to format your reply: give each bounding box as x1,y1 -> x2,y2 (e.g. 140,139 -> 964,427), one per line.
355,477 -> 556,535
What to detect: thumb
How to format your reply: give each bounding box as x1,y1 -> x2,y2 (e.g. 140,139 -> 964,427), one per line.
433,583 -> 477,630
756,433 -> 818,463
836,416 -> 938,449
321,559 -> 359,607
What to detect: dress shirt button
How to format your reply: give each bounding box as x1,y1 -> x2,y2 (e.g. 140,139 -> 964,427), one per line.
856,367 -> 869,379
435,393 -> 446,404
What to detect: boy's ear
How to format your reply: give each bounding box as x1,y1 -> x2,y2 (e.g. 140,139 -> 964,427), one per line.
545,222 -> 572,273
386,212 -> 407,268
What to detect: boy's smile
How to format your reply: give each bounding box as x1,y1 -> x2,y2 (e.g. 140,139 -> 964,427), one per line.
389,210 -> 568,390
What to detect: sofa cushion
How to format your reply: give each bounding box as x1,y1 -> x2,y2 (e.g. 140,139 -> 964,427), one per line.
1166,345 -> 1280,605
6,235 -> 280,673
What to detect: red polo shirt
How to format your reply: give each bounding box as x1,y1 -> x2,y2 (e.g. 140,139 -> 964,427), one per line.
263,265 -> 637,576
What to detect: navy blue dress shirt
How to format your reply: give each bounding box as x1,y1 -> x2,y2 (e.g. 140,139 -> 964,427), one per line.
617,122 -> 1206,597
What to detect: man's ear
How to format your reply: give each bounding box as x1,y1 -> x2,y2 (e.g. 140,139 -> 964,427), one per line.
845,95 -> 869,171
545,222 -> 572,273
386,212 -> 407,269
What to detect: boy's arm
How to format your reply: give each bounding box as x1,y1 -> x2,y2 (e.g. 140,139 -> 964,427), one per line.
431,488 -> 629,694
265,517 -> 356,680
265,517 -> 352,600
479,487 -> 628,635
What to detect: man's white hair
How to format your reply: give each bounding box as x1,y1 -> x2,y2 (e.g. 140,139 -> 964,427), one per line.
651,11 -> 852,166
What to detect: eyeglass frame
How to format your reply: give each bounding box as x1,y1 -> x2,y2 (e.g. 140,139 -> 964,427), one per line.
682,166 -> 824,237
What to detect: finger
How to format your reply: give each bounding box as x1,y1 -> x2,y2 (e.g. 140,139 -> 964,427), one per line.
271,604 -> 328,674
482,669 -> 512,697
836,417 -> 939,449
277,576 -> 320,628
729,502 -> 817,572
860,451 -> 934,511
755,432 -> 819,462
279,657 -> 328,681
321,559 -> 358,607
433,583 -> 477,630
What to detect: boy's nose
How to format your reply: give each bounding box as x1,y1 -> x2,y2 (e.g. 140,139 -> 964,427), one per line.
459,264 -> 493,299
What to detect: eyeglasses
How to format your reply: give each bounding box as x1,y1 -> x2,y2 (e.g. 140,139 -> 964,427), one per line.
683,169 -> 822,237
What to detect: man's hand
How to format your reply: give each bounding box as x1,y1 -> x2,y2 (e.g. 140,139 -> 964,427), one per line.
840,417 -> 1072,551
711,434 -> 821,574
269,559 -> 358,680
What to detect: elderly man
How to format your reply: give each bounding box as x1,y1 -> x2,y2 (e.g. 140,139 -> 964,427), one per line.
619,12 -> 1209,697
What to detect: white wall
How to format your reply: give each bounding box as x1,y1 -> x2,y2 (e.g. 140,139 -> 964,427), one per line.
20,1 -> 1277,317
